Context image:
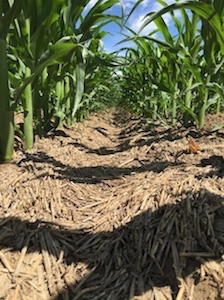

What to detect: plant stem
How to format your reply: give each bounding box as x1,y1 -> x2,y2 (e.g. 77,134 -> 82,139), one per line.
198,101 -> 207,129
0,38 -> 14,161
23,66 -> 33,149
183,75 -> 193,126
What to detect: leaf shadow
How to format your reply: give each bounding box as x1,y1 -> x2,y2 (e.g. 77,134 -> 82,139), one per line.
18,151 -> 183,184
197,155 -> 224,178
0,189 -> 224,299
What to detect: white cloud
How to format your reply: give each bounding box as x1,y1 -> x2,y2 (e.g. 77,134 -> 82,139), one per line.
119,0 -> 152,10
150,0 -> 176,12
140,0 -> 152,9
128,0 -> 178,36
131,14 -> 157,35
122,0 -> 135,9
84,0 -> 101,11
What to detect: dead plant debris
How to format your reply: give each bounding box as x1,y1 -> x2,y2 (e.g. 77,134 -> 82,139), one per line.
0,109 -> 224,299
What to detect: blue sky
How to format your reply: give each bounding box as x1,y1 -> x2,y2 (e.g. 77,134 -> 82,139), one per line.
85,0 -> 177,53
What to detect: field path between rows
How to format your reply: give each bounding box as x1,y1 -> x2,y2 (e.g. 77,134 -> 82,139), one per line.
1,108 -> 224,299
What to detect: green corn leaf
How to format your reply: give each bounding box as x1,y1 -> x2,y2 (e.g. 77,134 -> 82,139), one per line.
213,0 -> 224,17
180,105 -> 199,125
207,94 -> 221,110
72,63 -> 86,117
14,42 -> 78,105
210,124 -> 224,132
184,82 -> 224,98
154,16 -> 174,46
0,0 -> 23,39
139,0 -> 224,54
125,0 -> 146,23
80,0 -> 119,34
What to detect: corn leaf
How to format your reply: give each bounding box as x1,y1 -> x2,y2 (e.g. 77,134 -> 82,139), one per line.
14,42 -> 78,105
0,0 -> 23,39
72,63 -> 86,117
139,0 -> 224,54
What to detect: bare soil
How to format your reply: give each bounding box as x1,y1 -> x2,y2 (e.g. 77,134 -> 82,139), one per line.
1,108 -> 224,300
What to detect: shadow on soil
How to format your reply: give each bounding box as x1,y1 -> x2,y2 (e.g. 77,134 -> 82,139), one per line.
67,123 -> 214,157
18,151 -> 183,184
197,155 -> 224,178
67,126 -> 186,156
9,110 -> 224,298
0,189 -> 224,299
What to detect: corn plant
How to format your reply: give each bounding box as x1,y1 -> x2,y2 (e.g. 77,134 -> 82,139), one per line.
0,0 -> 24,161
119,0 -> 224,128
138,0 -> 224,128
2,0 -> 224,163
1,0 -> 121,161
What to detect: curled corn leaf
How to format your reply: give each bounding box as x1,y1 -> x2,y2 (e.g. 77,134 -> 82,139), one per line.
188,137 -> 200,154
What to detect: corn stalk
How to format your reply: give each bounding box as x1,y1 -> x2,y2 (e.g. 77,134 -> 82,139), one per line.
120,0 -> 224,127
0,0 -> 23,161
138,0 -> 224,128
